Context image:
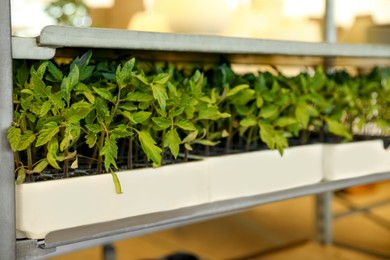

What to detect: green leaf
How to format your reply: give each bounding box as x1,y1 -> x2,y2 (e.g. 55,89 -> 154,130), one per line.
111,124 -> 133,139
71,157 -> 78,169
47,137 -> 60,169
16,167 -> 26,185
152,117 -> 171,130
85,132 -> 97,148
240,116 -> 257,127
137,130 -> 162,165
175,120 -> 196,131
325,117 -> 352,139
93,87 -> 113,102
226,84 -> 249,97
132,111 -> 151,124
66,101 -> 92,123
95,97 -> 110,118
151,84 -> 168,111
8,126 -> 21,152
256,95 -> 264,108
274,132 -> 288,156
100,136 -> 118,171
125,91 -> 153,102
182,130 -> 198,144
47,61 -> 63,82
194,139 -> 219,146
165,129 -> 181,158
18,131 -> 36,151
259,105 -> 278,119
275,117 -> 297,128
86,124 -> 101,133
259,121 -> 276,150
75,83 -> 95,104
33,159 -> 49,173
31,72 -> 50,98
116,58 -> 135,88
153,73 -> 170,85
110,169 -> 122,194
36,62 -> 48,79
198,106 -> 230,120
295,102 -> 310,129
39,101 -> 51,117
119,102 -> 138,111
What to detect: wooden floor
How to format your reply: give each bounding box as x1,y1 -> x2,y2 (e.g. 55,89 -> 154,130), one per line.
49,181 -> 390,260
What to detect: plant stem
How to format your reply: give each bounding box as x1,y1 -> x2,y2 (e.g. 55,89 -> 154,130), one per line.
225,112 -> 234,153
246,126 -> 255,151
204,122 -> 210,156
63,149 -> 69,178
127,136 -> 133,169
27,146 -> 33,182
184,147 -> 189,162
97,131 -> 105,174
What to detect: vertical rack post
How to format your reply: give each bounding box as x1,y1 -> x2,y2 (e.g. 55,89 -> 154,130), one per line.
316,0 -> 336,246
0,0 -> 16,259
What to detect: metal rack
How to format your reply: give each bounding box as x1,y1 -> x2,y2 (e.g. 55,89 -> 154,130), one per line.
2,0 -> 390,259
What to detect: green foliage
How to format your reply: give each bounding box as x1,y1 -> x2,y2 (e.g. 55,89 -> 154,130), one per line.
9,52 -> 390,192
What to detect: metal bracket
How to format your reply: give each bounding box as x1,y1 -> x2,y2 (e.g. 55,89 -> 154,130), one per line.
16,240 -> 56,260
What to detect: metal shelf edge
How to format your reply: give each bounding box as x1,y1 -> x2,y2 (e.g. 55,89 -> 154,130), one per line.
12,37 -> 55,60
38,25 -> 390,58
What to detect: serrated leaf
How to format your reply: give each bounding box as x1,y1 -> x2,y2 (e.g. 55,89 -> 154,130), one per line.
153,73 -> 170,85
39,101 -> 51,117
111,124 -> 133,139
182,130 -> 198,144
66,101 -> 92,123
240,116 -> 257,127
165,129 -> 181,158
132,111 -> 151,124
18,131 -> 36,151
93,87 -> 113,102
175,120 -> 196,131
36,122 -> 59,147
117,58 -> 135,88
95,97 -> 110,118
100,136 -> 118,171
137,130 -> 162,165
325,117 -> 352,139
75,83 -> 95,104
151,84 -> 168,111
36,62 -> 48,79
8,126 -> 21,152
125,91 -> 153,102
47,61 -> 63,82
47,136 -> 60,169
259,105 -> 278,119
85,132 -> 97,148
152,117 -> 171,129
227,84 -> 249,97
198,106 -> 230,120
275,117 -> 297,128
31,72 -> 50,98
119,102 -> 138,111
259,121 -> 276,150
275,132 -> 288,156
16,167 -> 26,185
33,159 -> 49,173
86,124 -> 101,133
295,102 -> 310,129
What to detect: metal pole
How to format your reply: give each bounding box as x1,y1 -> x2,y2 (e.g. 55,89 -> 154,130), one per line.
0,0 -> 16,259
317,2 -> 337,246
315,192 -> 333,245
324,0 -> 337,43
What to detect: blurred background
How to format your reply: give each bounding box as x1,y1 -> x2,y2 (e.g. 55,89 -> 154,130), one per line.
10,0 -> 390,44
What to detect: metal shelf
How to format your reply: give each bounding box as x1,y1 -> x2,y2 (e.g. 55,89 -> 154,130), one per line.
11,26 -> 390,67
16,171 -> 390,259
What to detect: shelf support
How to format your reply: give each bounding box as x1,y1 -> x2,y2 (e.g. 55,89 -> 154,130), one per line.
315,192 -> 333,245
0,0 -> 16,259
